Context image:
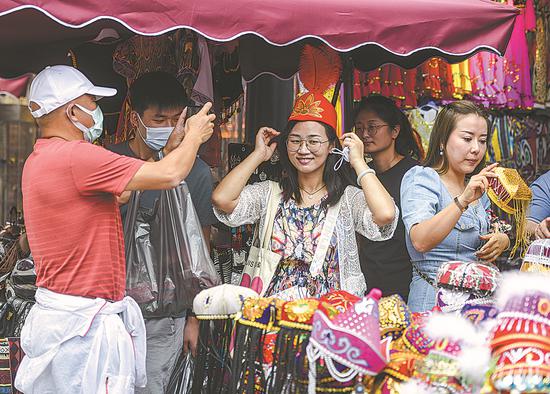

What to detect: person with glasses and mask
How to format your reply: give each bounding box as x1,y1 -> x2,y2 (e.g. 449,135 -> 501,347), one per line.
17,66 -> 214,393
212,89 -> 397,300
353,95 -> 421,302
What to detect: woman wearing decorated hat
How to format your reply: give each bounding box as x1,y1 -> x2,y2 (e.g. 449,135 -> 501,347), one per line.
212,45 -> 397,300
401,100 -> 510,312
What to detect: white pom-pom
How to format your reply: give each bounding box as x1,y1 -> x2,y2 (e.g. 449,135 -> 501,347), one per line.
425,313 -> 477,343
495,271 -> 550,309
457,345 -> 492,385
398,380 -> 438,394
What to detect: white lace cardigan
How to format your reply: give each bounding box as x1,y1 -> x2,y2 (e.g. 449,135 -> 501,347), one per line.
214,181 -> 398,297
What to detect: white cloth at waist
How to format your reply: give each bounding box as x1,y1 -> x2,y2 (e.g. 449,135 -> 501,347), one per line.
15,287 -> 146,394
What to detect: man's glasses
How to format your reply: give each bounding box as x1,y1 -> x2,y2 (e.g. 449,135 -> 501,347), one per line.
355,124 -> 390,137
286,137 -> 330,153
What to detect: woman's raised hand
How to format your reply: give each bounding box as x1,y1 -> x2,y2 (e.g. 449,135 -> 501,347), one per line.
341,132 -> 365,169
253,127 -> 280,162
458,163 -> 499,206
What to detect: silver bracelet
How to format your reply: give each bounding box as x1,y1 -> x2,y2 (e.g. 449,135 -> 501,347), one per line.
356,168 -> 376,186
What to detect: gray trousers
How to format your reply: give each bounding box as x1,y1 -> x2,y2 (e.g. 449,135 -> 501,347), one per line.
135,316 -> 186,394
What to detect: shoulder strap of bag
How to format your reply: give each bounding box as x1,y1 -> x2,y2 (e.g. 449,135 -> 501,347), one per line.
258,181 -> 282,250
309,199 -> 342,277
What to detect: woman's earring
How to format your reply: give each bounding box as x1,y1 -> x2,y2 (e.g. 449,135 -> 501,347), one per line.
439,148 -> 444,156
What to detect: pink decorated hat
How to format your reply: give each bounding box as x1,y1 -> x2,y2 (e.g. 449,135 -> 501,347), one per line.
307,288 -> 391,392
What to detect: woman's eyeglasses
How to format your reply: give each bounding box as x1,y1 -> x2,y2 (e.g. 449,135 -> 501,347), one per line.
355,124 -> 390,137
286,137 -> 330,153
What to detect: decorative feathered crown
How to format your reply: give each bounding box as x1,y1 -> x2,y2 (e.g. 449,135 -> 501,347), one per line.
288,44 -> 341,130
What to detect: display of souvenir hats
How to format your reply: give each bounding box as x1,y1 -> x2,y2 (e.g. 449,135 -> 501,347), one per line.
308,288 -> 391,394
490,272 -> 550,393
192,285 -> 259,394
379,294 -> 412,340
373,348 -> 424,394
436,261 -> 500,295
460,298 -> 498,325
192,283 -> 259,318
435,261 -> 500,313
521,238 -> 550,273
399,312 -> 436,356
278,297 -> 320,330
487,167 -> 532,257
268,298 -> 320,393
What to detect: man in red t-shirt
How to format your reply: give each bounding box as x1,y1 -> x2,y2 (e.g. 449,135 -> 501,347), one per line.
15,65 -> 215,393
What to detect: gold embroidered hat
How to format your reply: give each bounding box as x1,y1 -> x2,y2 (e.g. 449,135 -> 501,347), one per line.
487,167 -> 532,257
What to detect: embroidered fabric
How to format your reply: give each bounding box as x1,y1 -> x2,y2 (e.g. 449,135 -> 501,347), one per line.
214,182 -> 398,296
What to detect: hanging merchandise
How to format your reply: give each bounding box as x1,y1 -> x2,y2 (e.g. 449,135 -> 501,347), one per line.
450,61 -> 472,99
124,181 -> 220,317
532,13 -> 548,107
407,102 -> 440,153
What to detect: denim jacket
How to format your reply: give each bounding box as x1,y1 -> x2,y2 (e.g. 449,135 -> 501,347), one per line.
400,166 -> 490,311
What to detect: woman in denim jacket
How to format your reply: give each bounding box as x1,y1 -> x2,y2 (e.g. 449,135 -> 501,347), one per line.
401,101 -> 510,312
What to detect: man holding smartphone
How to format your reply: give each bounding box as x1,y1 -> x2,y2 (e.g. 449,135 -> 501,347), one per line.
108,71 -> 217,393
17,65 -> 214,393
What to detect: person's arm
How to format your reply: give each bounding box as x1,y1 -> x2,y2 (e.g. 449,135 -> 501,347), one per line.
527,173 -> 550,239
125,103 -> 216,191
212,127 -> 279,214
409,163 -> 498,253
341,133 -> 395,225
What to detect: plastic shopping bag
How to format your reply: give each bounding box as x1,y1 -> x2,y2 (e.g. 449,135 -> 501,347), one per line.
124,181 -> 220,317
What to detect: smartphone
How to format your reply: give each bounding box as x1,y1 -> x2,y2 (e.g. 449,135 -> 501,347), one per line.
185,104 -> 213,121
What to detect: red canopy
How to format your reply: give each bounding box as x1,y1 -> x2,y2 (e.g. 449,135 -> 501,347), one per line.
0,0 -> 518,78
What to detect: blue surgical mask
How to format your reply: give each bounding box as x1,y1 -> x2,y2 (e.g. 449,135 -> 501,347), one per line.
68,104 -> 104,143
136,114 -> 173,151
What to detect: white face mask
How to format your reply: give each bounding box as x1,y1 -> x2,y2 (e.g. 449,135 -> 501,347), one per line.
136,114 -> 173,151
68,103 -> 104,143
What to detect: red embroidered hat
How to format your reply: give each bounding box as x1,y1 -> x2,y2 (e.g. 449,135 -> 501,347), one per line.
288,44 -> 341,130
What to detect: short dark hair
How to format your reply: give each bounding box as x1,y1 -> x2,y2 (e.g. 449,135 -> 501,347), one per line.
129,71 -> 190,115
278,120 -> 355,207
353,95 -> 421,160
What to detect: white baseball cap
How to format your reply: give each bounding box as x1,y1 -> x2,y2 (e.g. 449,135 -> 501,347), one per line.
28,65 -> 117,118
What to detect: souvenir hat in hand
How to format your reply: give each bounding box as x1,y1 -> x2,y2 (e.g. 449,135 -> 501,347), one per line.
487,167 -> 532,257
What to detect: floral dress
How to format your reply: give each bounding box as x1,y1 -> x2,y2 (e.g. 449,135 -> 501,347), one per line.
264,196 -> 340,300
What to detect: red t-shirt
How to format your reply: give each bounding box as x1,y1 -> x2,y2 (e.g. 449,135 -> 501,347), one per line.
22,138 -> 144,301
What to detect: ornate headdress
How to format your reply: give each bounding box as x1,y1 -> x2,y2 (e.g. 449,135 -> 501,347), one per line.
520,238 -> 550,273
379,294 -> 412,340
487,167 -> 532,257
307,289 -> 390,393
288,44 -> 341,130
489,272 -> 550,393
267,298 -> 320,393
191,284 -> 259,394
435,261 -> 500,313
